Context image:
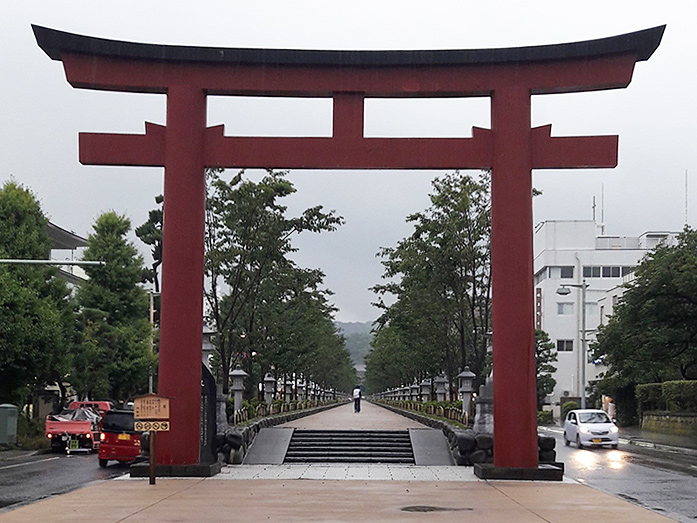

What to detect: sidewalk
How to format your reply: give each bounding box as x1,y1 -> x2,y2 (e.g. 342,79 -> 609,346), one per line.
0,404 -> 677,523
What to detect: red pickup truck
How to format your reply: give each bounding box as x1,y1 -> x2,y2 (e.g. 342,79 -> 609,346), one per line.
45,402 -> 113,453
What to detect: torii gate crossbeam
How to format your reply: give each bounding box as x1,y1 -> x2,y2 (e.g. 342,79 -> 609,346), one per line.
34,24 -> 663,477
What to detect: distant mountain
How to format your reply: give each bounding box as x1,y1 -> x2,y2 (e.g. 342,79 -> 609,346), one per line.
335,321 -> 374,366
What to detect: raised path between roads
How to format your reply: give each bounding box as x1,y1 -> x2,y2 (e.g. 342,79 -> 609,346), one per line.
280,399 -> 428,429
0,402 -> 674,523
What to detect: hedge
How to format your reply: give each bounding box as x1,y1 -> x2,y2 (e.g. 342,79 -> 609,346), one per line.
636,380 -> 697,414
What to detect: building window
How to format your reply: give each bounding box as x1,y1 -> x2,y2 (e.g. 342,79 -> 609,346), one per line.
560,266 -> 574,279
583,266 -> 601,278
557,302 -> 574,315
599,305 -> 605,325
557,340 -> 573,352
534,268 -> 547,285
612,295 -> 618,307
585,302 -> 598,317
584,265 -> 624,278
546,266 -> 574,280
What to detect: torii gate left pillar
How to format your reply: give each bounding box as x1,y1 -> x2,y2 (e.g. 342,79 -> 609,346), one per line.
34,25 -> 663,477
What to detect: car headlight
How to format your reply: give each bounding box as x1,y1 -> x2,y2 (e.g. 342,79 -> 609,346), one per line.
579,426 -> 590,433
610,426 -> 619,433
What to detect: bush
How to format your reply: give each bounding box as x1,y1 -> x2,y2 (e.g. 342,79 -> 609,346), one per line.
537,411 -> 554,425
16,414 -> 49,450
560,401 -> 577,421
662,380 -> 697,412
636,383 -> 665,414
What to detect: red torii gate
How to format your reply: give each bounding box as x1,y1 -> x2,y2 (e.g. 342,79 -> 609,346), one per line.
34,25 -> 663,476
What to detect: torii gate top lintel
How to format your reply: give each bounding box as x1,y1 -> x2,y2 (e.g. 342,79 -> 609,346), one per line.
33,24 -> 664,96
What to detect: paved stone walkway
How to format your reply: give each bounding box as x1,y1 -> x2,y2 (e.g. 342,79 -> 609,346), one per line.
280,400 -> 427,430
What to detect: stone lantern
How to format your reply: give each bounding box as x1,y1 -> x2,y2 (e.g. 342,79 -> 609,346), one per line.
434,374 -> 448,402
457,366 -> 477,418
410,383 -> 420,401
229,364 -> 248,415
420,379 -> 432,402
263,372 -> 276,406
297,379 -> 306,401
284,379 -> 294,403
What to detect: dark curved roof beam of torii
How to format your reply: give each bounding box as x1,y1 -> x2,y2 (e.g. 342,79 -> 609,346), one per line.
32,25 -> 665,171
33,24 -> 664,96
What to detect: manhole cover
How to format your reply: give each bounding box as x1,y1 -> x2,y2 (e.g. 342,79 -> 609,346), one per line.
402,506 -> 473,513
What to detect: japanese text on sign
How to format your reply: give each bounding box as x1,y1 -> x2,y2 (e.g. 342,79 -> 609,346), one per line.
134,395 -> 170,420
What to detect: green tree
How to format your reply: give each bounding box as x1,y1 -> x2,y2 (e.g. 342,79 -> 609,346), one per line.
535,329 -> 557,410
135,195 -> 163,294
0,181 -> 74,407
204,169 -> 344,394
75,212 -> 154,402
369,171 -> 491,395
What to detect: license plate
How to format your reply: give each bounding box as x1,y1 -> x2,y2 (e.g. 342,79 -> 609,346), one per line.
118,434 -> 130,441
69,439 -> 79,450
591,438 -> 602,443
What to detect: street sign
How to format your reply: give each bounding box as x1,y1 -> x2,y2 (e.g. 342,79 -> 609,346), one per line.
134,394 -> 170,420
134,420 -> 170,432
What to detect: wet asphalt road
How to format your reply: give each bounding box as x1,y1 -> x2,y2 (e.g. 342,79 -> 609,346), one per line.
547,430 -> 697,522
0,451 -> 128,512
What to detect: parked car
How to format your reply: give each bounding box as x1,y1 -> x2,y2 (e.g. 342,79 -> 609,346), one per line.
98,410 -> 142,468
564,409 -> 619,449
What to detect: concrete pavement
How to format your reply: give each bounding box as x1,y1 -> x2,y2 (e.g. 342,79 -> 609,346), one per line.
0,402 -> 678,522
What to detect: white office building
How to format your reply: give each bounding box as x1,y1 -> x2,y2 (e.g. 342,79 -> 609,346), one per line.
533,220 -> 678,406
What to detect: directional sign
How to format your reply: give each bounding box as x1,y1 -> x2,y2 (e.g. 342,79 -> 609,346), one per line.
134,420 -> 170,432
134,394 -> 170,420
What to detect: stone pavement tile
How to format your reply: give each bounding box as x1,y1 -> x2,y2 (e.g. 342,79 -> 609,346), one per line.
321,466 -> 348,480
300,465 -> 328,480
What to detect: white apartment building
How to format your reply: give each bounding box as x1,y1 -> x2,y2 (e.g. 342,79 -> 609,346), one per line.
533,220 -> 678,406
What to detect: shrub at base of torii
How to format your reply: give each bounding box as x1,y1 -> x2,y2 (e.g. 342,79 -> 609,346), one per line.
535,329 -> 558,411
0,181 -> 74,407
74,212 -> 155,402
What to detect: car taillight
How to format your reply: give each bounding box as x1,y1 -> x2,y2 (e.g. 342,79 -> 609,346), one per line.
100,433 -> 106,441
47,433 -> 52,439
86,433 -> 91,439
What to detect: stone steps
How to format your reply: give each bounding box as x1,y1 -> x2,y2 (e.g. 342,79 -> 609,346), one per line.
284,430 -> 415,464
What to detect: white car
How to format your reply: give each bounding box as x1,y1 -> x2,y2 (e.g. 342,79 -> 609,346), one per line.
563,409 -> 619,449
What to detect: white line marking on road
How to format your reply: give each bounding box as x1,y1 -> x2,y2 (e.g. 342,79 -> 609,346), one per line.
0,457 -> 60,470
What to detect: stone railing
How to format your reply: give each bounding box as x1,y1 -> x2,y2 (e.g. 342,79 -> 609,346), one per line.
378,399 -> 469,426
233,399 -> 328,425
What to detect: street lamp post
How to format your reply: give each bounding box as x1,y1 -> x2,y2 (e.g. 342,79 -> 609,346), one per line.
556,279 -> 589,409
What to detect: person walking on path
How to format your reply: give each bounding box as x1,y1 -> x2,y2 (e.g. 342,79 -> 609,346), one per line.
352,385 -> 362,413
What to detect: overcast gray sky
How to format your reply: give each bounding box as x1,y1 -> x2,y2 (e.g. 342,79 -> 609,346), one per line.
1,2 -> 695,322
